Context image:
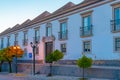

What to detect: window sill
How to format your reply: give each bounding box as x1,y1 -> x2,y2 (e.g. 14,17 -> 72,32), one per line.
112,30 -> 120,33
80,34 -> 93,38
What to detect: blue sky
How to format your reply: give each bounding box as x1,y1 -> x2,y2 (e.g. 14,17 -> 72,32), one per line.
0,0 -> 83,33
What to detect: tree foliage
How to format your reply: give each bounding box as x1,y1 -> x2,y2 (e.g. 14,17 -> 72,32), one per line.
77,55 -> 93,79
77,55 -> 93,68
46,50 -> 64,63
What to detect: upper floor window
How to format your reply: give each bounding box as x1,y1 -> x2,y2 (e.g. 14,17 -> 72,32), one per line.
7,36 -> 10,47
15,34 -> 18,41
80,10 -> 93,37
58,18 -> 68,40
46,23 -> 52,37
111,2 -> 120,32
114,37 -> 120,52
34,27 -> 40,43
14,33 -> 18,46
23,31 -> 28,46
83,41 -> 91,53
1,38 -> 4,49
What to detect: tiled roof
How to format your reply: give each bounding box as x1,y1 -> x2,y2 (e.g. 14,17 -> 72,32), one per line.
0,27 -> 11,36
15,19 -> 31,30
0,19 -> 31,36
53,2 -> 75,14
28,11 -> 51,26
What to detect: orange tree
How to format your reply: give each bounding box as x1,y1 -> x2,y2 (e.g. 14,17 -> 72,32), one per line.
0,49 -> 7,72
3,46 -> 24,73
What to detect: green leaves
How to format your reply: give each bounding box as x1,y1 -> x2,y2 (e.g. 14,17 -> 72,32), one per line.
46,50 -> 64,63
77,55 -> 93,68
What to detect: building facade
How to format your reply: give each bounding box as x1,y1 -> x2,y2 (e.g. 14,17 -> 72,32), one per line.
0,0 -> 120,63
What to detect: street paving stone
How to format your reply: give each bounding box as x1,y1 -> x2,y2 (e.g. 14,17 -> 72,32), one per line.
0,73 -> 113,80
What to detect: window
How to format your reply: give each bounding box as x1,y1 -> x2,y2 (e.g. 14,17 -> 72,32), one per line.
59,22 -> 67,40
34,29 -> 40,42
61,43 -> 66,53
23,31 -> 28,46
23,48 -> 27,57
35,46 -> 39,55
7,36 -> 10,47
111,2 -> 120,32
115,38 -> 120,52
83,41 -> 91,53
114,7 -> 120,31
83,16 -> 91,28
1,38 -> 4,49
14,34 -> 18,46
15,34 -> 18,41
46,23 -> 52,37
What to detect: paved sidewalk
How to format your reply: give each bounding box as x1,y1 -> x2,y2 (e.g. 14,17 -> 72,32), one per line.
0,72 -> 113,80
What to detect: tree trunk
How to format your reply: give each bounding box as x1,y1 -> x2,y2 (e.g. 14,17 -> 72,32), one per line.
0,61 -> 3,72
48,63 -> 52,76
8,61 -> 12,73
83,68 -> 84,79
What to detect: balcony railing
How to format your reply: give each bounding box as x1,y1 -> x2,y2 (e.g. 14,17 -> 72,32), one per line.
14,41 -> 18,46
23,39 -> 28,46
111,19 -> 120,32
58,30 -> 68,40
33,36 -> 40,43
80,25 -> 93,37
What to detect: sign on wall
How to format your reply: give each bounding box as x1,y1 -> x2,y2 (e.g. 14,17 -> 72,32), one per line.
29,53 -> 32,58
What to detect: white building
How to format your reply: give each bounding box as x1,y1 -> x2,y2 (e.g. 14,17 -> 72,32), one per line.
0,0 -> 120,63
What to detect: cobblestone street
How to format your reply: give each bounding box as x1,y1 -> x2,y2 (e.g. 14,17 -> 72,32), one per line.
0,72 -> 112,80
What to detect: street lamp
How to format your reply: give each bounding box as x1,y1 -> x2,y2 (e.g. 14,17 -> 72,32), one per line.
13,45 -> 20,73
30,41 -> 38,75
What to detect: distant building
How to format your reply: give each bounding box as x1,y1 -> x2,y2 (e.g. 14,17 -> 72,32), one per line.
0,0 -> 120,63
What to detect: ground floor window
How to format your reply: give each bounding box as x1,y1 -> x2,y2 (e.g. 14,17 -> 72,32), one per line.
61,43 -> 66,53
115,37 -> 120,52
83,41 -> 91,53
23,48 -> 27,57
35,46 -> 39,55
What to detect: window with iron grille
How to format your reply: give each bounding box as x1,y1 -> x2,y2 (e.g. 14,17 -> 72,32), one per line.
61,43 -> 66,53
81,15 -> 92,36
59,22 -> 67,40
111,3 -> 120,32
83,41 -> 91,53
115,38 -> 120,51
